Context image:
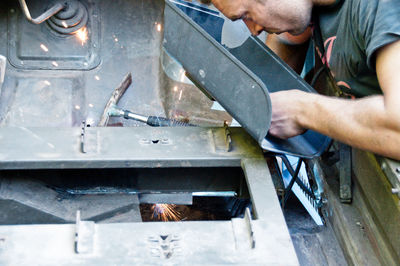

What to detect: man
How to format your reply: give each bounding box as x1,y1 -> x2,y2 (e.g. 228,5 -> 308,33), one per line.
211,0 -> 400,160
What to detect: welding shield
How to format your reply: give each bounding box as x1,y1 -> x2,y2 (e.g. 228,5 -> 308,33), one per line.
164,0 -> 331,158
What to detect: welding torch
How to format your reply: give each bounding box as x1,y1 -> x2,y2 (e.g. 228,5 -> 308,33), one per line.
107,104 -> 193,127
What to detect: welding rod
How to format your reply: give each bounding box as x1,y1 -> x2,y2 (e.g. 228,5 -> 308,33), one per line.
108,104 -> 193,127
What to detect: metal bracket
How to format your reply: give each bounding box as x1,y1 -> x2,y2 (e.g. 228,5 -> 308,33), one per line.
212,122 -> 232,152
74,211 -> 95,254
231,207 -> 255,250
339,143 -> 352,203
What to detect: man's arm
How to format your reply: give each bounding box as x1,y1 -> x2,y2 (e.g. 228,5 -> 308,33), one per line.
269,40 -> 400,160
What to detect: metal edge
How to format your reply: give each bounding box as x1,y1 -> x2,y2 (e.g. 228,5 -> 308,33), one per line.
249,36 -> 316,93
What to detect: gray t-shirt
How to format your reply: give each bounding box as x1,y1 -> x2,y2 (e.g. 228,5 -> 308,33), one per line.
315,0 -> 400,97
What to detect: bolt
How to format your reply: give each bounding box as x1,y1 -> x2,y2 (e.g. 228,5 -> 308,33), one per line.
10,9 -> 15,13
396,167 -> 400,174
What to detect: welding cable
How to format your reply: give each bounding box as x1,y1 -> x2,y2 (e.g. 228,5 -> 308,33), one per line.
146,116 -> 194,127
108,104 -> 194,127
121,109 -> 194,127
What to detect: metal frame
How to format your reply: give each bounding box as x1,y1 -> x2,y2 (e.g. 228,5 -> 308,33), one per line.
0,127 -> 298,264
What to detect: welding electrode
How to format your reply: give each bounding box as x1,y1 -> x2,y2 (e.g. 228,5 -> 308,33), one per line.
108,104 -> 193,127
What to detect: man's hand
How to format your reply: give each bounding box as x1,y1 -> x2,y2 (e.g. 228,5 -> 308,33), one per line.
267,40 -> 400,160
269,90 -> 307,138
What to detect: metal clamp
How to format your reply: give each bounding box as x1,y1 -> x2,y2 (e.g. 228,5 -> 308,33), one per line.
18,0 -> 65,24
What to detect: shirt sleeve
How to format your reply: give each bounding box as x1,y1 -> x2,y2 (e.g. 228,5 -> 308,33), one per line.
364,0 -> 400,70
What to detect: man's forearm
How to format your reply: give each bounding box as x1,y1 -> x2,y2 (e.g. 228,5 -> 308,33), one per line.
268,39 -> 400,160
298,93 -> 400,159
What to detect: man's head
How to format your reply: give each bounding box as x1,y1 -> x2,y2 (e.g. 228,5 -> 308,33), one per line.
211,0 -> 313,36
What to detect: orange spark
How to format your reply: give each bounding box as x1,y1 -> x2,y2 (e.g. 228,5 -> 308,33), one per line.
76,27 -> 88,46
152,204 -> 181,221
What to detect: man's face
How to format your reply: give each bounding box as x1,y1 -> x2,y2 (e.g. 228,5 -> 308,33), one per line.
211,0 -> 312,36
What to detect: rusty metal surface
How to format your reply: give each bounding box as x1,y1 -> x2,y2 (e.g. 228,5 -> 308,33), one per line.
0,0 -> 164,127
9,0 -> 99,70
0,0 -> 232,129
352,150 -> 400,264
